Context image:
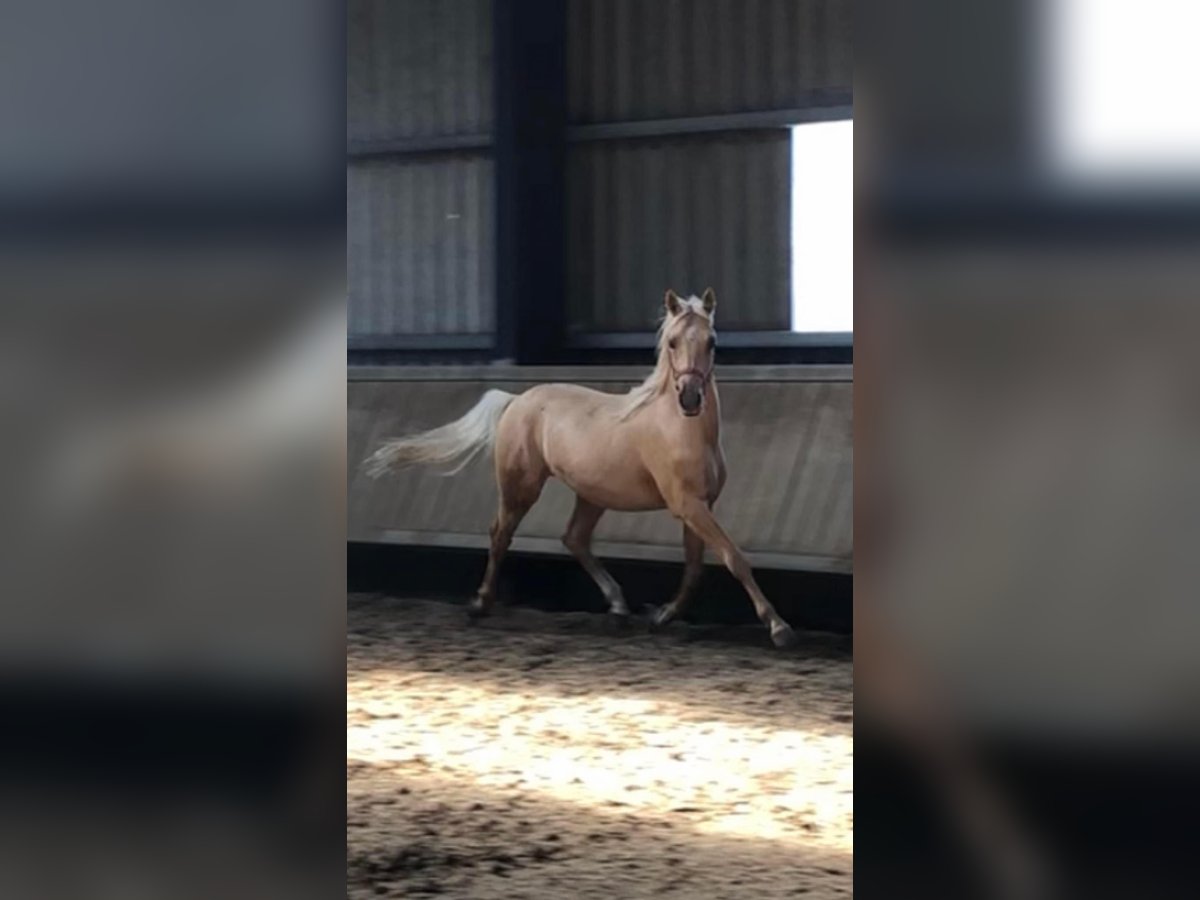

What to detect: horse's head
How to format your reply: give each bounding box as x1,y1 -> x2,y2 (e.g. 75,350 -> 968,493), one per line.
662,288 -> 717,417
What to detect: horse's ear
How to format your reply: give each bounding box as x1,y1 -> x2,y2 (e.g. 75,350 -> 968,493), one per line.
664,289 -> 684,316
701,288 -> 717,316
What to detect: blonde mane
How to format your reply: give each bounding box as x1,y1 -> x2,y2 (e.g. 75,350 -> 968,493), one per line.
618,295 -> 713,421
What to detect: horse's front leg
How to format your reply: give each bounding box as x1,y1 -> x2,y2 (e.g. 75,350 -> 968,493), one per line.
668,495 -> 796,648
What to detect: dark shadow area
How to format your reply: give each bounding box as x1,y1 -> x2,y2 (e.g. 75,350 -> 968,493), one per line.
0,675 -> 323,796
991,742 -> 1198,900
856,725 -> 1200,900
349,757 -> 851,900
348,542 -> 852,635
854,727 -> 993,898
0,673 -> 343,896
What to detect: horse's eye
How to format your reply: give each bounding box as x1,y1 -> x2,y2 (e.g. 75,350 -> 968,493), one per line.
668,338 -> 677,350
707,336 -> 716,351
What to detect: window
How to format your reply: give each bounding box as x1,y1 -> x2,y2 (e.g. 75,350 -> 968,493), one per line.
791,119 -> 853,334
1045,0 -> 1200,185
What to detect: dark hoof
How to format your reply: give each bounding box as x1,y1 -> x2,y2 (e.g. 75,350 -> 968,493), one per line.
466,598 -> 491,621
770,623 -> 798,649
645,604 -> 674,632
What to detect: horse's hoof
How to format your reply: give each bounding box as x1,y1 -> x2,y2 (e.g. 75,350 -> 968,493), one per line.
646,604 -> 674,632
770,623 -> 798,649
466,599 -> 491,621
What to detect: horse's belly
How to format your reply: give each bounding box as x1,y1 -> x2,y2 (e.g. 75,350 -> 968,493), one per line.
572,478 -> 664,511
554,462 -> 664,512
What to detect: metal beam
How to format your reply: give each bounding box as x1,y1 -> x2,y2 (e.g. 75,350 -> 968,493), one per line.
347,363 -> 853,383
567,102 -> 853,143
566,330 -> 854,349
347,133 -> 492,160
347,334 -> 493,352
493,0 -> 568,364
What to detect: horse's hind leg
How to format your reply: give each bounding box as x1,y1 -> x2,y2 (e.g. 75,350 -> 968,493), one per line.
561,495 -> 629,617
469,469 -> 545,619
469,497 -> 532,618
650,524 -> 704,629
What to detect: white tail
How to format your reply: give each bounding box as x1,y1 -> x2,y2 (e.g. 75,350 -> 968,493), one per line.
364,389 -> 516,478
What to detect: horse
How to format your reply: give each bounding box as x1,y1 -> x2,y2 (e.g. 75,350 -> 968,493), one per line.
365,289 -> 797,648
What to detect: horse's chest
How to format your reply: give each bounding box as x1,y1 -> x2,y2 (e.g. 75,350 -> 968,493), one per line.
657,444 -> 720,508
690,446 -> 725,502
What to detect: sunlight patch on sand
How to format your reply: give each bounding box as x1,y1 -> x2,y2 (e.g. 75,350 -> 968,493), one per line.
348,671 -> 852,853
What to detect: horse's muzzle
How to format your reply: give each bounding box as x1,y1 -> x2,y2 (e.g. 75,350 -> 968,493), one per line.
678,378 -> 704,416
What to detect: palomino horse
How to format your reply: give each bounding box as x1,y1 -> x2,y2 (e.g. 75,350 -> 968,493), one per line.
366,289 -> 797,648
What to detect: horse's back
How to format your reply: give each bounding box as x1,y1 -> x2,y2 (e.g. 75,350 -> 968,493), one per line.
503,382 -> 626,428
521,381 -> 623,408
497,383 -> 621,459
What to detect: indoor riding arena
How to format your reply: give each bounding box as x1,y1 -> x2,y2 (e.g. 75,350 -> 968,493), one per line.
347,2 -> 853,897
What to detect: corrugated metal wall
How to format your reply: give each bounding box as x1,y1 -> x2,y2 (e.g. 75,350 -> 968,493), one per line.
565,0 -> 851,333
346,0 -> 852,344
348,154 -> 495,336
348,0 -> 493,142
566,132 -> 791,332
567,0 -> 853,123
347,0 -> 494,342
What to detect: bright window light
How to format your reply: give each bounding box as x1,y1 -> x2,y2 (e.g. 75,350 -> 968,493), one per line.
1045,0 -> 1200,184
791,119 -> 853,333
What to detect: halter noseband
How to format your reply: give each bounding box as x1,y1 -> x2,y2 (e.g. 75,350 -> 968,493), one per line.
671,364 -> 711,390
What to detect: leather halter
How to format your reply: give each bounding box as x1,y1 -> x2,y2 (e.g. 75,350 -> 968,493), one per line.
664,311 -> 715,390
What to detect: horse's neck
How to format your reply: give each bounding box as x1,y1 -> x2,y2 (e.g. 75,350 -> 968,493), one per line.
704,378 -> 721,440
